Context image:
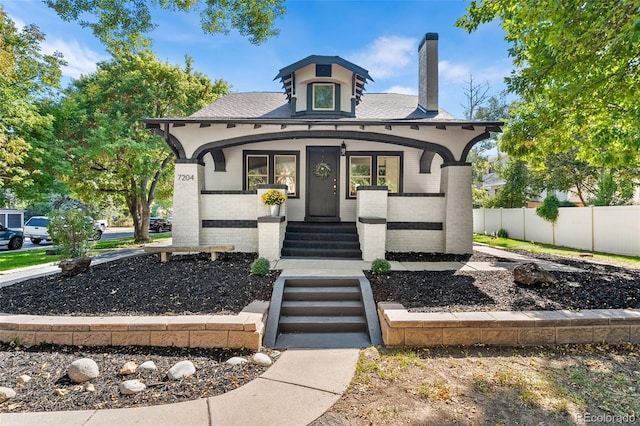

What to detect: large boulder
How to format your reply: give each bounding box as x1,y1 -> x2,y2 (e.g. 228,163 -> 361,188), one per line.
59,256 -> 92,277
68,358 -> 100,383
513,263 -> 558,286
167,360 -> 196,380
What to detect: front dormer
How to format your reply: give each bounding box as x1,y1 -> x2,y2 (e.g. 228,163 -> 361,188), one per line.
274,55 -> 373,117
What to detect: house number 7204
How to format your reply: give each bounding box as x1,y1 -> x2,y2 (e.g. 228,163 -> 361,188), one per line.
177,174 -> 195,181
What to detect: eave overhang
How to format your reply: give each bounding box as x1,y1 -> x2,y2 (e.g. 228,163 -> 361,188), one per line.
144,117 -> 503,132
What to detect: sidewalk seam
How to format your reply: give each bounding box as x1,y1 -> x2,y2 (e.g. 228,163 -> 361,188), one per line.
82,408 -> 98,425
206,396 -> 213,426
257,377 -> 343,396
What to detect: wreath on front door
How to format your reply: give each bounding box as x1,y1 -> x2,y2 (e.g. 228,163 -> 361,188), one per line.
313,161 -> 332,180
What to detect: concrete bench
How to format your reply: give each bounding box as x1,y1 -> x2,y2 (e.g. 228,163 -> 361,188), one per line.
144,245 -> 234,263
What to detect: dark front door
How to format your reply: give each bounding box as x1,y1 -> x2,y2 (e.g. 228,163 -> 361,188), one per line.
306,146 -> 340,221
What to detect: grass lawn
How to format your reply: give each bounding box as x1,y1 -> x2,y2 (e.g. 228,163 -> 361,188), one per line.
331,344 -> 640,425
0,248 -> 61,272
474,234 -> 640,269
0,233 -> 171,272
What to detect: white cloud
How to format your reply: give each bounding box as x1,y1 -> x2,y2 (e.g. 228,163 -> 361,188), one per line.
439,59 -> 511,86
438,60 -> 471,84
349,36 -> 417,80
10,15 -> 26,30
42,38 -> 106,79
384,85 -> 417,95
8,13 -> 103,79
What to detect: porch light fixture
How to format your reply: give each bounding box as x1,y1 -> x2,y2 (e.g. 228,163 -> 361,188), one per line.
340,142 -> 347,156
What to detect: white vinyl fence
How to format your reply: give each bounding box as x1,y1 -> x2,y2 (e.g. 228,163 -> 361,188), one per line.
473,206 -> 640,257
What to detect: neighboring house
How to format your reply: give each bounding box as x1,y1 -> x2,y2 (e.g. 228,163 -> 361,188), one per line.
0,209 -> 24,228
479,155 -> 588,207
144,33 -> 502,260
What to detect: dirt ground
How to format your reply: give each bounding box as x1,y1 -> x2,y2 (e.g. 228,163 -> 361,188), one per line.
320,344 -> 639,426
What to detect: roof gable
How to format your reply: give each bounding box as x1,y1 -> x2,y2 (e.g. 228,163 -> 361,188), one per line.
274,55 -> 373,106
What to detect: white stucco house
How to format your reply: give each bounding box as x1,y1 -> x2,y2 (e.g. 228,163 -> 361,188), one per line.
144,33 -> 502,260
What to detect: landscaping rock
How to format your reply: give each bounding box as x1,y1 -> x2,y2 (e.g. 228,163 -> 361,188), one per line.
119,361 -> 138,375
68,358 -> 100,383
85,383 -> 96,392
54,388 -> 69,397
0,387 -> 16,403
513,263 -> 558,286
252,353 -> 272,366
59,256 -> 92,277
119,380 -> 146,395
226,356 -> 248,366
139,361 -> 157,371
167,360 -> 195,380
16,374 -> 32,384
363,346 -> 381,362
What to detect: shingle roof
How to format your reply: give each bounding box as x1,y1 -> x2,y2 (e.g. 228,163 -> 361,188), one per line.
190,92 -> 458,121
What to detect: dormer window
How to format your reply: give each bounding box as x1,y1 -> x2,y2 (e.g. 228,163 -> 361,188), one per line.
275,55 -> 373,117
312,83 -> 335,110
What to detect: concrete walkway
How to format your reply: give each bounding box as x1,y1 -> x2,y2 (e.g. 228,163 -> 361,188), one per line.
0,349 -> 360,426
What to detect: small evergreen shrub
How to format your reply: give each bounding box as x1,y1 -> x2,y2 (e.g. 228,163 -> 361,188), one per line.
497,228 -> 509,238
371,258 -> 391,275
251,257 -> 270,276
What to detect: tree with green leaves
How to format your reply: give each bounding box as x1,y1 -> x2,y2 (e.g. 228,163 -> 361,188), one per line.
461,75 -> 511,206
487,157 -> 536,208
0,7 -> 66,204
45,0 -> 286,48
457,1 -> 640,171
58,50 -> 230,241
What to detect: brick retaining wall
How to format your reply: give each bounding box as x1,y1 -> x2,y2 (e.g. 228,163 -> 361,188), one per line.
378,303 -> 640,346
0,301 -> 269,351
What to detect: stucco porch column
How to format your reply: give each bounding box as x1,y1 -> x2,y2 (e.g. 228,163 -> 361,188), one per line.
172,162 -> 204,246
440,164 -> 473,254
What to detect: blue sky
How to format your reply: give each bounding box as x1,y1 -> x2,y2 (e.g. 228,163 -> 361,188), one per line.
4,0 -> 512,118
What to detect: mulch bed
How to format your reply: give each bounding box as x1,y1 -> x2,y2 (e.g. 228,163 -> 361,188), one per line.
0,252 -> 277,316
371,250 -> 640,312
0,343 -> 272,413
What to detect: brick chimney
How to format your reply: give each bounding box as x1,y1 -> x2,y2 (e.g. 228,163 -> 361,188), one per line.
418,32 -> 438,113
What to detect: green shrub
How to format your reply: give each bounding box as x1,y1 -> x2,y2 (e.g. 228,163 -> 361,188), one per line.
371,258 -> 391,275
251,257 -> 270,276
536,194 -> 560,223
497,228 -> 509,238
48,209 -> 97,259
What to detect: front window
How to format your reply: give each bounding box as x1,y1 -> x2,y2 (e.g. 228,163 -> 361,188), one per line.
348,152 -> 402,198
246,155 -> 269,191
244,151 -> 299,196
313,83 -> 335,110
349,156 -> 372,197
377,156 -> 400,192
274,155 -> 297,195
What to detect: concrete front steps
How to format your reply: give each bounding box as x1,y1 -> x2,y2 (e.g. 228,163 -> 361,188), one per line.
281,221 -> 362,259
264,277 -> 382,349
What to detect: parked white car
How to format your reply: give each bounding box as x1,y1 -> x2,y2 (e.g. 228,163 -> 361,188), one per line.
23,216 -> 104,245
22,216 -> 52,245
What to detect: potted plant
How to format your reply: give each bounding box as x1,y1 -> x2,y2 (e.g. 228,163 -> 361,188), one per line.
261,189 -> 287,216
